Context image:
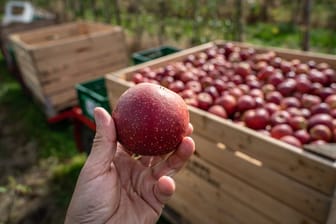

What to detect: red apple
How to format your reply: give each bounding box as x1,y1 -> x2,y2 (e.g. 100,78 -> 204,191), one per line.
112,83 -> 189,155
264,102 -> 280,115
197,92 -> 214,110
324,68 -> 336,82
295,63 -> 309,74
186,80 -> 202,93
301,94 -> 321,108
280,61 -> 292,74
301,108 -> 311,119
325,94 -> 336,109
270,110 -> 291,126
296,77 -> 312,93
223,42 -> 235,58
311,103 -> 331,115
316,87 -> 334,101
309,69 -> 328,86
257,66 -> 275,80
246,79 -> 262,89
294,129 -> 311,144
265,91 -> 283,104
280,97 -> 301,109
179,89 -> 196,99
310,124 -> 332,142
160,76 -> 174,87
279,136 -> 302,148
213,79 -> 227,92
271,124 -> 294,139
235,62 -> 251,78
277,78 -> 296,96
215,94 -> 237,116
288,116 -> 307,130
287,107 -> 303,117
237,95 -> 257,112
268,72 -> 284,86
262,84 -> 275,95
238,84 -> 250,94
308,113 -> 334,131
229,88 -> 244,99
200,76 -> 213,89
169,80 -> 185,93
184,97 -> 199,107
208,105 -> 228,118
132,73 -> 145,84
250,89 -> 264,98
243,108 -> 270,130
179,71 -> 196,83
204,86 -> 219,99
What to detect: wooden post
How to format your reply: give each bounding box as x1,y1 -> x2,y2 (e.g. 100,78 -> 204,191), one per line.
112,0 -> 122,25
301,0 -> 311,51
103,0 -> 112,24
158,0 -> 166,44
234,0 -> 244,42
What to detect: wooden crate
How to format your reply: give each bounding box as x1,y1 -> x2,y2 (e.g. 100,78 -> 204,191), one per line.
105,41 -> 336,224
10,21 -> 128,117
0,18 -> 57,71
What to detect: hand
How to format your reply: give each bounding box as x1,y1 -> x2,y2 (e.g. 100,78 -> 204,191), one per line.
65,107 -> 195,224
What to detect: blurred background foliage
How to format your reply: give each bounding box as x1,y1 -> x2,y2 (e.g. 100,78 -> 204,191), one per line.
0,0 -> 331,53
0,0 -> 335,223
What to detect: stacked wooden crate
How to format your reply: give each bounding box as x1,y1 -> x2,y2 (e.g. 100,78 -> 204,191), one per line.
0,16 -> 57,71
105,41 -> 336,224
10,21 -> 128,117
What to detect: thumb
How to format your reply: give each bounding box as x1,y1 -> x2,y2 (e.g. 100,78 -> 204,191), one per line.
85,107 -> 117,172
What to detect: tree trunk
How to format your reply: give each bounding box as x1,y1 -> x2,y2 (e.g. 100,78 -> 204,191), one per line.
234,0 -> 244,42
112,0 -> 122,25
301,0 -> 311,51
291,0 -> 303,24
158,0 -> 166,44
260,0 -> 269,22
103,0 -> 112,23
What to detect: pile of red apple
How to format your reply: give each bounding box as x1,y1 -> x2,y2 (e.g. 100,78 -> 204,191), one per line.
130,42 -> 336,148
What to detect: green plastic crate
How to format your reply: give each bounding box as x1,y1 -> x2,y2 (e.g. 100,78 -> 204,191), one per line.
76,78 -> 111,121
132,45 -> 180,64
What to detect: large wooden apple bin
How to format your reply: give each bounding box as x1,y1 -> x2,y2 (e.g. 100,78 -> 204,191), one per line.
105,41 -> 336,224
10,21 -> 128,117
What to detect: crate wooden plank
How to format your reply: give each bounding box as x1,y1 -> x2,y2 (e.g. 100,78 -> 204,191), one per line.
327,196 -> 336,224
42,57 -> 127,95
30,27 -> 124,59
191,132 -> 330,223
37,43 -> 127,84
173,163 -> 274,224
33,30 -> 125,69
18,22 -> 79,45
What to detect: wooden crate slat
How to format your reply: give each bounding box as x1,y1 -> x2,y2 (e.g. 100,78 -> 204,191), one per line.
173,165 -> 274,224
34,31 -> 125,72
38,45 -> 127,85
42,57 -> 127,95
189,143 -> 325,223
30,27 -> 124,60
17,22 -> 79,45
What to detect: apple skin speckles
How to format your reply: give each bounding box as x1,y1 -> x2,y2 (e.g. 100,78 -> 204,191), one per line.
112,83 -> 190,156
